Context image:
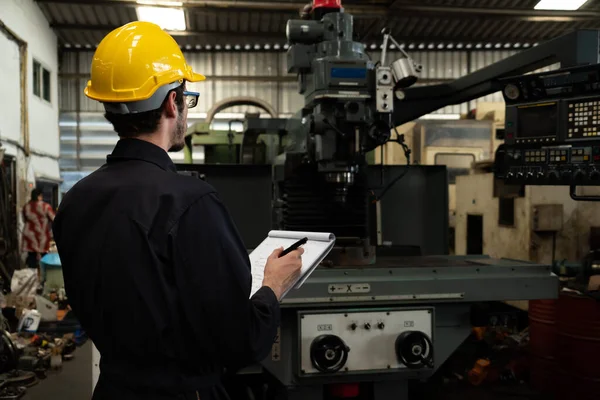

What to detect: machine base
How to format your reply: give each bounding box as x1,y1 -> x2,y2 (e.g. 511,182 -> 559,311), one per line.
281,380 -> 408,400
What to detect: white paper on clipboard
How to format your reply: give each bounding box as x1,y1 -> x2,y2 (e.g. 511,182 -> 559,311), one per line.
248,230 -> 335,299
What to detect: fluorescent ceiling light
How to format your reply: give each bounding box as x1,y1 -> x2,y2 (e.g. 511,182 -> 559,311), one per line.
137,1 -> 183,6
136,6 -> 186,31
534,0 -> 589,10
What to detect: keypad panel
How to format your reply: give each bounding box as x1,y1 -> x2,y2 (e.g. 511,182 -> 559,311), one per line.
568,100 -> 600,139
570,147 -> 592,163
524,150 -> 547,163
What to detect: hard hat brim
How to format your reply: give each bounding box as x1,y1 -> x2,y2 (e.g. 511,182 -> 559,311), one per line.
187,71 -> 206,82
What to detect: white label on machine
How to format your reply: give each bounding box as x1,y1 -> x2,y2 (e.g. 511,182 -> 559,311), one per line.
299,309 -> 433,375
327,283 -> 371,294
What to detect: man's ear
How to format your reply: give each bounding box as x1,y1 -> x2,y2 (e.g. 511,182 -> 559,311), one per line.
164,91 -> 178,119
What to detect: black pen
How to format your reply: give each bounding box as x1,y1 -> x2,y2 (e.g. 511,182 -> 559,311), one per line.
279,237 -> 308,257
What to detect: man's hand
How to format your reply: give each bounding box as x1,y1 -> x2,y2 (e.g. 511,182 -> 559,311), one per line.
262,247 -> 304,300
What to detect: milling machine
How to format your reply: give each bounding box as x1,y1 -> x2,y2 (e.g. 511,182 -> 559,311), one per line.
174,1 -> 600,399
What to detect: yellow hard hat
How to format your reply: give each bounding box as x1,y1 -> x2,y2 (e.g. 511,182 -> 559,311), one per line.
84,21 -> 205,112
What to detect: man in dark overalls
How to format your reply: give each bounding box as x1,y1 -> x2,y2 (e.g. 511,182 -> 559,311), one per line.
52,21 -> 303,400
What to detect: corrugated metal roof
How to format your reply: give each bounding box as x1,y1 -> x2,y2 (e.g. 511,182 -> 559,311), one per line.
34,0 -> 600,49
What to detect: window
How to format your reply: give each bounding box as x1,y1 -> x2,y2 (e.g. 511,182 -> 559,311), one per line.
434,153 -> 476,184
42,68 -> 51,102
32,59 -> 51,103
33,60 -> 40,97
466,214 -> 483,255
498,197 -> 515,227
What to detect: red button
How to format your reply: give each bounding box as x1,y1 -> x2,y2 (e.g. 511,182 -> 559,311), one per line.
313,0 -> 342,8
329,383 -> 360,398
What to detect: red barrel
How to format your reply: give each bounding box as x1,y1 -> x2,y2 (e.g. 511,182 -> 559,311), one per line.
554,368 -> 600,400
555,292 -> 600,398
528,299 -> 558,393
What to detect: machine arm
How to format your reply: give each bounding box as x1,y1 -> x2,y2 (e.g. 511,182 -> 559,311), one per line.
392,30 -> 600,126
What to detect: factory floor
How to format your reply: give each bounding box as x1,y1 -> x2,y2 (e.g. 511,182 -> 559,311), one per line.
22,341 -> 92,400
413,383 -> 544,400
14,343 -> 541,400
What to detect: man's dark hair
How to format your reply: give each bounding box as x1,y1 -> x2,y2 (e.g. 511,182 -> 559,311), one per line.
31,188 -> 42,202
104,84 -> 185,138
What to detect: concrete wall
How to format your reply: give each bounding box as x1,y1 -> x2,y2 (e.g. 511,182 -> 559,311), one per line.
529,187 -> 600,264
455,173 -> 531,261
455,173 -> 600,264
0,29 -> 21,154
0,0 -> 60,183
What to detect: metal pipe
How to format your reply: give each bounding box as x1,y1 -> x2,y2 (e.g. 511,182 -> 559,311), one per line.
0,19 -> 29,157
59,73 -> 301,83
50,24 -> 279,38
59,72 -> 453,86
75,52 -> 82,171
36,0 -> 327,11
34,0 -> 600,21
0,139 -> 59,161
205,97 -> 277,127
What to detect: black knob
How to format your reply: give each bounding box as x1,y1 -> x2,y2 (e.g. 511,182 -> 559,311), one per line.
377,322 -> 385,330
526,171 -> 534,180
561,170 -> 571,181
350,323 -> 357,331
548,170 -> 560,182
574,169 -> 586,182
364,323 -> 371,330
507,172 -> 515,179
536,171 -> 545,179
395,331 -> 434,369
310,335 -> 350,373
591,168 -> 600,180
516,172 -> 524,179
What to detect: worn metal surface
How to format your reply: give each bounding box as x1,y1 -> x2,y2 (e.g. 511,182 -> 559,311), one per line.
280,255 -> 557,306
259,256 -> 555,397
531,204 -> 563,232
455,172 -> 600,265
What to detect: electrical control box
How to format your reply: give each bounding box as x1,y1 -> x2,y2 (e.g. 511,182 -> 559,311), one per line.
298,307 -> 434,376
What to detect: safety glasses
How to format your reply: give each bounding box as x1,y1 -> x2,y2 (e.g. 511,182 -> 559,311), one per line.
183,91 -> 200,109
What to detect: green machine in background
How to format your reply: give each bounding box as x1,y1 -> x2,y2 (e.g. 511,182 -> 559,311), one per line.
182,96 -> 381,166
183,97 -> 288,165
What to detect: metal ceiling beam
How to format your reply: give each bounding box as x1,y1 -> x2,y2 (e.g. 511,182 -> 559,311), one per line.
35,0 -> 377,13
398,5 -> 600,22
53,23 -> 566,46
34,0 -> 600,21
360,0 -> 401,41
50,23 -> 277,38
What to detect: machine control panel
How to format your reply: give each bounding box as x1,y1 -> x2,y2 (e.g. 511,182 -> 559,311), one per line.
567,99 -> 600,139
495,64 -> 600,186
498,144 -> 600,185
298,308 -> 433,376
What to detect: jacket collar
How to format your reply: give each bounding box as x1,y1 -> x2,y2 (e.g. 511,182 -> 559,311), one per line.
106,138 -> 177,172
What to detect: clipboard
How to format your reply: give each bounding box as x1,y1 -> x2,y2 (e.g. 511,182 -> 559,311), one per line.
249,230 -> 336,299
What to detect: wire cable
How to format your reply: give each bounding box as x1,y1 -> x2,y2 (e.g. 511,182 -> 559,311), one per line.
371,126 -> 413,202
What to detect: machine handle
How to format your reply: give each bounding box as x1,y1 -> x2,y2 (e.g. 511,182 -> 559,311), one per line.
570,185 -> 600,202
